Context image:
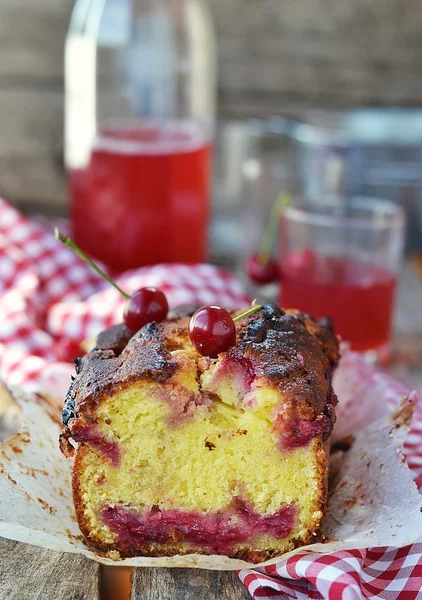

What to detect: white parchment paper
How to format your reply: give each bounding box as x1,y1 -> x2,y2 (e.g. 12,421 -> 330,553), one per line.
0,353 -> 421,570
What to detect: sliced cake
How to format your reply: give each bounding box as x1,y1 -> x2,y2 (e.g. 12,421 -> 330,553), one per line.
60,304 -> 339,562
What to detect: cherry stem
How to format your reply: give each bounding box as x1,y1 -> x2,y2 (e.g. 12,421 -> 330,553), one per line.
257,191 -> 291,267
232,303 -> 262,323
54,228 -> 130,300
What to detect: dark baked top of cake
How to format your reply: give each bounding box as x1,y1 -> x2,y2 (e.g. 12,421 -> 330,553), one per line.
62,304 -> 340,435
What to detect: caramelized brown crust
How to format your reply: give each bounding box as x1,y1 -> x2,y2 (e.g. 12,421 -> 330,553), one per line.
95,323 -> 133,355
233,305 -> 338,419
62,304 -> 339,433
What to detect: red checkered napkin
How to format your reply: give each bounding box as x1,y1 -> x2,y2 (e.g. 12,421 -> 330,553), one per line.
239,545 -> 422,599
0,198 -> 421,599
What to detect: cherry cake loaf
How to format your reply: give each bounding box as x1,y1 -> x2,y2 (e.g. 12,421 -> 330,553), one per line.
60,304 -> 339,562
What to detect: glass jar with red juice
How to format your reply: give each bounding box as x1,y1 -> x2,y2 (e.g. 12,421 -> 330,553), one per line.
65,0 -> 216,271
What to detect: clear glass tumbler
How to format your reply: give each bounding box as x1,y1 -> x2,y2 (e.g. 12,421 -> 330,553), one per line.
278,197 -> 405,360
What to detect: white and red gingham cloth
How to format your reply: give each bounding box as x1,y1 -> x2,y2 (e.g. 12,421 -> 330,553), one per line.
0,198 -> 421,599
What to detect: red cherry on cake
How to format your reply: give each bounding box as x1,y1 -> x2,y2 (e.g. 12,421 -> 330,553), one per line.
189,303 -> 262,358
124,287 -> 169,332
246,253 -> 279,285
189,306 -> 236,358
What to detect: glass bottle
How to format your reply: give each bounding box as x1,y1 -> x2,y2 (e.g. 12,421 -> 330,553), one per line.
65,0 -> 216,271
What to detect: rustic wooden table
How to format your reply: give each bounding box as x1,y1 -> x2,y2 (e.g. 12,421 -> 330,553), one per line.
0,537 -> 250,600
1,262 -> 421,600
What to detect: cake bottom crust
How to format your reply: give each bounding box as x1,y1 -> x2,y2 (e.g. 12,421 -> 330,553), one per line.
76,534 -> 323,563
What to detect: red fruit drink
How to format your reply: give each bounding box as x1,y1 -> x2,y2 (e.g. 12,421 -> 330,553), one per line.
69,122 -> 211,272
279,249 -> 397,352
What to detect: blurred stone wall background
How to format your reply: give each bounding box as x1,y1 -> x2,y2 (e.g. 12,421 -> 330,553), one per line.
1,0 -> 422,213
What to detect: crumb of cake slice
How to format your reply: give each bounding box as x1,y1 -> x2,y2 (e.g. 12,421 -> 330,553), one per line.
60,304 -> 339,562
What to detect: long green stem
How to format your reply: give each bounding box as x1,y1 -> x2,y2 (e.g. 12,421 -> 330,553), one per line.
54,228 -> 130,300
233,303 -> 262,323
258,191 -> 291,266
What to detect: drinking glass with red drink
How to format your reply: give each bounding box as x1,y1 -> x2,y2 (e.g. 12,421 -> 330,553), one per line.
279,198 -> 405,359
